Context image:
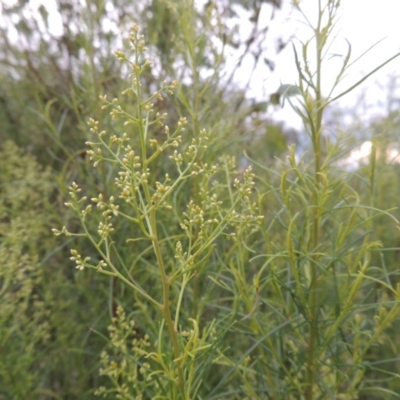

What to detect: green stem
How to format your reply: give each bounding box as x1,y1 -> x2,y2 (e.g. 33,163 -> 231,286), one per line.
133,39 -> 186,398
305,2 -> 324,398
150,214 -> 185,398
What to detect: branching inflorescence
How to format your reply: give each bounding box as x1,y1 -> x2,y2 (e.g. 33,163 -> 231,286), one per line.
53,24 -> 262,399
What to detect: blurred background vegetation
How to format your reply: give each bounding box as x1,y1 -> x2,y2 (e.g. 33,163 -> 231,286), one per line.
1,0 -> 399,398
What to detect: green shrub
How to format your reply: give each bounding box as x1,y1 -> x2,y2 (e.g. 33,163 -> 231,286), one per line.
0,141 -> 54,398
54,4 -> 400,397
0,142 -> 110,399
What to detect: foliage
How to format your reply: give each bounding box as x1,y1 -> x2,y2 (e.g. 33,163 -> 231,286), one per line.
55,1 -> 400,397
0,141 -> 110,399
0,141 -> 54,398
53,26 -> 262,399
1,0 -> 400,399
0,0 -> 285,167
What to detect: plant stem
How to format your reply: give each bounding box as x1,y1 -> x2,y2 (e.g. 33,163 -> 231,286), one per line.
151,214 -> 186,399
305,2 -> 324,398
134,52 -> 186,398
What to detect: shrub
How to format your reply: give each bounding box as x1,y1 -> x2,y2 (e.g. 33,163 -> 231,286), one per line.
54,5 -> 400,397
0,141 -> 54,398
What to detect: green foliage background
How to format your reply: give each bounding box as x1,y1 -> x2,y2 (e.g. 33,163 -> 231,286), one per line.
1,0 -> 400,399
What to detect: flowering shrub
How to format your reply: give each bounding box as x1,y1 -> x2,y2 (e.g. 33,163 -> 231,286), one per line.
53,4 -> 400,399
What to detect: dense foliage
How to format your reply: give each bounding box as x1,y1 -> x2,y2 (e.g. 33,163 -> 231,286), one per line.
1,1 -> 400,399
